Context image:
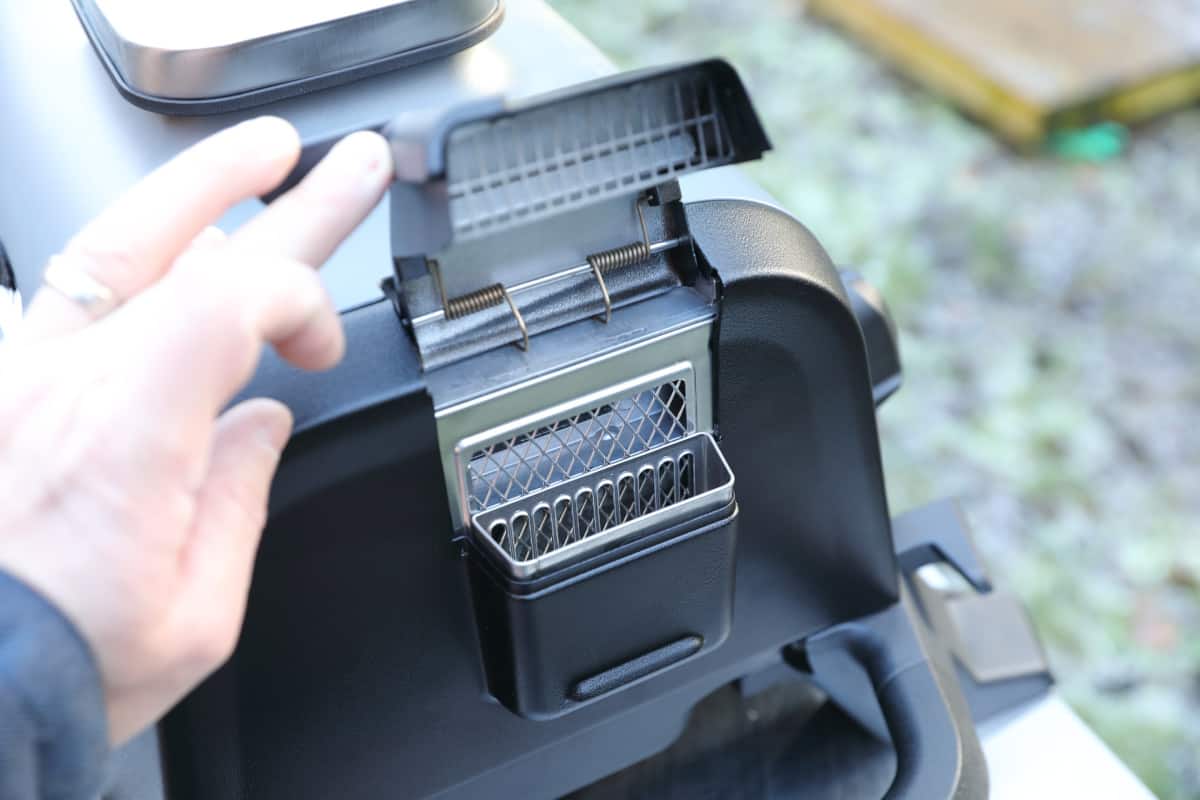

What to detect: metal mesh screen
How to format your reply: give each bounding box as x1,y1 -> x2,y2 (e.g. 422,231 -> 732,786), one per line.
465,379 -> 689,514
446,71 -> 736,239
486,445 -> 698,562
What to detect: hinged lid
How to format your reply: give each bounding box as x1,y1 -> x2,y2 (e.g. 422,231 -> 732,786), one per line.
71,0 -> 504,114
397,60 -> 771,368
378,59 -> 771,257
272,59 -> 772,370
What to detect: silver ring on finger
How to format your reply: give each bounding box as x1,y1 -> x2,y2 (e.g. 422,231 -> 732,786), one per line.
41,254 -> 120,320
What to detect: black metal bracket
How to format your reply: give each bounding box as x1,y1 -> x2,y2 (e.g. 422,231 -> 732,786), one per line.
894,499 -> 1054,724
893,500 -> 992,593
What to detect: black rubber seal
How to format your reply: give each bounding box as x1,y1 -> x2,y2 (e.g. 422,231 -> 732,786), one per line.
69,2 -> 505,117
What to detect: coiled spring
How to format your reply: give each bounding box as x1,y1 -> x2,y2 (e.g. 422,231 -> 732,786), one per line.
440,279 -> 529,350
586,240 -> 652,274
444,283 -> 506,320
435,196 -> 653,341
587,197 -> 654,324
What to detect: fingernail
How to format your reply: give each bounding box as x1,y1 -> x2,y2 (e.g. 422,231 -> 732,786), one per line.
236,116 -> 301,164
319,131 -> 395,193
255,400 -> 294,455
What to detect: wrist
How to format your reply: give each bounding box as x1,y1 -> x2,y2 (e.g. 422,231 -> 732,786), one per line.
0,569 -> 110,796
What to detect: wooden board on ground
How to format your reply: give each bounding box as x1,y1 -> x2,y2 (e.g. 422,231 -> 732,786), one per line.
807,0 -> 1200,148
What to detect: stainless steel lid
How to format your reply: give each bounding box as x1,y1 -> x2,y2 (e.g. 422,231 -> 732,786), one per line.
71,0 -> 504,114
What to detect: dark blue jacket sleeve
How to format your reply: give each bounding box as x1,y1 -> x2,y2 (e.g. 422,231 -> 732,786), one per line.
0,572 -> 108,799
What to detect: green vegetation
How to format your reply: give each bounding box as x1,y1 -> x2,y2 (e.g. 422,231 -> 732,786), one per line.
548,0 -> 1200,796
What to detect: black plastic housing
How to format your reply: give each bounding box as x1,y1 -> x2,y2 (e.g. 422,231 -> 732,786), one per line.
159,197 -> 903,800
468,500 -> 738,718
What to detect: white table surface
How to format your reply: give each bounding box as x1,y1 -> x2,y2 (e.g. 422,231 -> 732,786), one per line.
981,693 -> 1156,799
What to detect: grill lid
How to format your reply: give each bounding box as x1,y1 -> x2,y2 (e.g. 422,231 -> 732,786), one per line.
71,0 -> 504,114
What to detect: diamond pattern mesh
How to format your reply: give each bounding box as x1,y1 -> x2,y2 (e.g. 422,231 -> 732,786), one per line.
466,379 -> 689,514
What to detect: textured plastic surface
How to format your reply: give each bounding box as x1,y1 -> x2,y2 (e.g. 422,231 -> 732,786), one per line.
841,268 -> 903,405
468,499 -> 737,718
689,198 -> 901,615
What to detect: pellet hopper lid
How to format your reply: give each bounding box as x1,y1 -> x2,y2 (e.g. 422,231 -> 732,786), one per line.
71,0 -> 504,114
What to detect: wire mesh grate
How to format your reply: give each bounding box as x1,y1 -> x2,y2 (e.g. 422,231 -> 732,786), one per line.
446,70 -> 736,239
486,447 -> 700,563
471,432 -> 733,578
465,379 -> 689,514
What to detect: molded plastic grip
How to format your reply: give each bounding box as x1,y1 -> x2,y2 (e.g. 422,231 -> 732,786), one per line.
571,635 -> 703,701
799,585 -> 989,799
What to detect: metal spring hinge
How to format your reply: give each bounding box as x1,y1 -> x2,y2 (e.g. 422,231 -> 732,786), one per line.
586,197 -> 652,324
431,197 -> 662,351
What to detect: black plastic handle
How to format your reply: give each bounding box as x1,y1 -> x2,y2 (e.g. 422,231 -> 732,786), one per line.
260,121 -> 390,204
877,642 -> 986,799
798,583 -> 988,799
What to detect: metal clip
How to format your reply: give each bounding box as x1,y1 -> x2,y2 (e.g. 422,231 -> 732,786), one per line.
432,261 -> 530,351
587,197 -> 653,324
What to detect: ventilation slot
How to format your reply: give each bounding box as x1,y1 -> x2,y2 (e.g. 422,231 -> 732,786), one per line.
446,70 -> 737,240
473,432 -> 732,578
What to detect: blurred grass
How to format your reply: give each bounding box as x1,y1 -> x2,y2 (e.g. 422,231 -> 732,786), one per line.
547,0 -> 1200,797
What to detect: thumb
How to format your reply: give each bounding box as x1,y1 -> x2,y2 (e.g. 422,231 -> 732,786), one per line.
177,398 -> 292,657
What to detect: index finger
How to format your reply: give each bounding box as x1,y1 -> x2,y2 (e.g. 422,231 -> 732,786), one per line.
21,116 -> 301,339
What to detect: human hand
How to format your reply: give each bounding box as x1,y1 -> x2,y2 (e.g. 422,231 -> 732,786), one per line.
0,117 -> 393,745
